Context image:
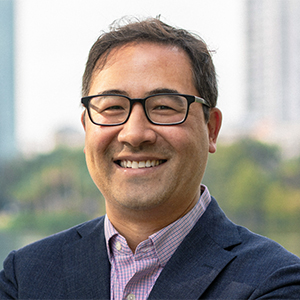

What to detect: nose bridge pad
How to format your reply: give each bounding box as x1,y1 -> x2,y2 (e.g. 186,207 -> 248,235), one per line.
128,101 -> 149,124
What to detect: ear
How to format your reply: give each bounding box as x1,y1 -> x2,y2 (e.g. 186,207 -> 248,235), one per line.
81,111 -> 87,154
207,108 -> 222,153
81,111 -> 86,131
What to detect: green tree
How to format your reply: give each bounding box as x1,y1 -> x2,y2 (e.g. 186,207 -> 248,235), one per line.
5,148 -> 104,216
203,138 -> 281,233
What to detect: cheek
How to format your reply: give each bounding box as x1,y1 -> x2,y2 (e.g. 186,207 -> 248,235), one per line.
85,124 -> 119,150
174,126 -> 209,172
84,125 -> 120,174
166,122 -> 208,151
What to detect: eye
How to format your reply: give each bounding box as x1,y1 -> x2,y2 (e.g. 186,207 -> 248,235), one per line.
147,94 -> 187,114
154,105 -> 175,110
103,105 -> 125,111
90,95 -> 129,115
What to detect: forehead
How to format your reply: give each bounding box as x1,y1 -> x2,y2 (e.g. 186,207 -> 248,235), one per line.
90,42 -> 195,94
93,41 -> 192,76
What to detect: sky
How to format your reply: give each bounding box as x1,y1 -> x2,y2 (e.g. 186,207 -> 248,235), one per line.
14,0 -> 246,154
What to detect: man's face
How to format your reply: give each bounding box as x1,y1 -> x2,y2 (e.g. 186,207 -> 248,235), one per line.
82,42 -> 221,220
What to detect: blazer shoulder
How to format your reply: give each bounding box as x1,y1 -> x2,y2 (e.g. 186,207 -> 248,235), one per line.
235,223 -> 300,265
0,216 -> 106,299
169,197 -> 300,299
205,197 -> 300,265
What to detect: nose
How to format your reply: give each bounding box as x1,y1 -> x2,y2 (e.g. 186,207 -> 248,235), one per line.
118,103 -> 157,148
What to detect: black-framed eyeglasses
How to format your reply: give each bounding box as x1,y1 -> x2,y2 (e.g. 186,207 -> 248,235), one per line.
81,93 -> 210,126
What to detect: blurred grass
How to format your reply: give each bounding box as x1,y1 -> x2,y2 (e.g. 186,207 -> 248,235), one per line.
5,211 -> 89,235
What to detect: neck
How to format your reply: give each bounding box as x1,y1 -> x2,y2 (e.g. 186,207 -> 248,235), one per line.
106,190 -> 200,252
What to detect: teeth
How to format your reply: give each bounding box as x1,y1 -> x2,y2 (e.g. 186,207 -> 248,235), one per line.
138,161 -> 146,168
120,160 -> 163,169
132,161 -> 139,169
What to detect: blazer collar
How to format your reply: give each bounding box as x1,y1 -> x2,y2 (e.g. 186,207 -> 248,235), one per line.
62,217 -> 110,299
149,197 -> 242,300
61,198 -> 241,300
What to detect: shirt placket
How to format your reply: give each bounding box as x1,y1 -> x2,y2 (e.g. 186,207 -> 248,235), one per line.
122,241 -> 160,300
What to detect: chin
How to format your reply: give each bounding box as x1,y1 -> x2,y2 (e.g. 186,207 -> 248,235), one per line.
115,195 -> 165,212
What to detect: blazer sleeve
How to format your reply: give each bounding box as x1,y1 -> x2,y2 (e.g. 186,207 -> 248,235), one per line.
0,251 -> 18,299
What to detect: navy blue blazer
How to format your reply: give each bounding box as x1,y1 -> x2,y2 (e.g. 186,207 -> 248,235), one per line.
1,197 -> 300,299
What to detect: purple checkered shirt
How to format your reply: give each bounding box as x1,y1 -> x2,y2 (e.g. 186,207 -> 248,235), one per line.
104,185 -> 211,300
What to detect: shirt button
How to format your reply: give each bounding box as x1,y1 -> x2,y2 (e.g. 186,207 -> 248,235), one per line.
116,241 -> 122,251
127,294 -> 135,300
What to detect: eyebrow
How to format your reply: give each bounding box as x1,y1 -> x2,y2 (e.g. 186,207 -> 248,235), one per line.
94,88 -> 180,98
96,89 -> 128,96
147,88 -> 179,96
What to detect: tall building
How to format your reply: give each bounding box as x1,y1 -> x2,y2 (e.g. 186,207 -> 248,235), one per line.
244,0 -> 300,156
0,0 -> 16,162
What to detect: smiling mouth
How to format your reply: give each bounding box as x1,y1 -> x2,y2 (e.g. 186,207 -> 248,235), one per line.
116,159 -> 166,169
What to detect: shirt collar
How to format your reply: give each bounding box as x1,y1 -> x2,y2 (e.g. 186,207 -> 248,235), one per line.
104,185 -> 211,266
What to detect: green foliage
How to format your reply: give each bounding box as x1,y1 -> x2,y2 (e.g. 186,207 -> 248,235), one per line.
203,138 -> 300,236
0,147 -> 105,217
7,211 -> 90,236
279,156 -> 300,189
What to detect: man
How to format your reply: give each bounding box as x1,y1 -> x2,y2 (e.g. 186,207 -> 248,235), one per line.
1,17 -> 300,299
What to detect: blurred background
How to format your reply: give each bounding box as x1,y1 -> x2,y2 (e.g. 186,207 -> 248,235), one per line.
1,0 -> 300,262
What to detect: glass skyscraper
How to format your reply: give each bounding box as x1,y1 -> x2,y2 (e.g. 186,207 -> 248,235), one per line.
243,0 -> 300,157
245,0 -> 300,125
0,0 -> 16,162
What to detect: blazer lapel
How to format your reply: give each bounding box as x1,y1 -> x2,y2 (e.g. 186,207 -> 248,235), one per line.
62,217 -> 110,299
149,198 -> 242,300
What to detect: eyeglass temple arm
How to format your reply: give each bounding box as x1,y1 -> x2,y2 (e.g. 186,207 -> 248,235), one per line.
194,96 -> 210,107
88,103 -> 102,114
